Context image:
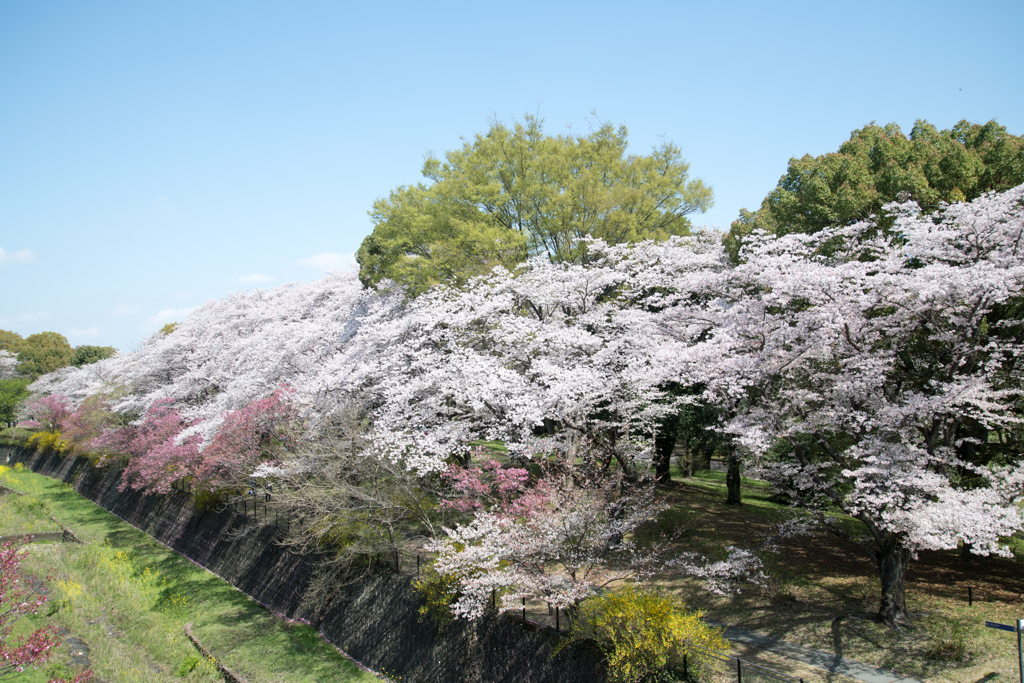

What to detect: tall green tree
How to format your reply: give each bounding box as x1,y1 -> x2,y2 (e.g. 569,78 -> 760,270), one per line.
358,115 -> 713,291
725,119 -> 1024,261
71,345 -> 116,367
15,332 -> 74,377
0,378 -> 31,426
0,330 -> 23,354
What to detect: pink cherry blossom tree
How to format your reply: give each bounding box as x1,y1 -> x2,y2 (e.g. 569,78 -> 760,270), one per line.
192,384 -> 298,491
19,394 -> 71,433
90,398 -> 203,493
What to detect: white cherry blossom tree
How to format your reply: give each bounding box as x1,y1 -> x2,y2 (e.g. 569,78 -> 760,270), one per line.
711,186 -> 1024,627
344,234 -> 727,476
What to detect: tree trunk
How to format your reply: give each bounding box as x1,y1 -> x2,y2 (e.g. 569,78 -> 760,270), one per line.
875,544 -> 913,628
613,450 -> 638,483
725,450 -> 742,505
654,433 -> 675,484
691,447 -> 711,474
679,448 -> 694,478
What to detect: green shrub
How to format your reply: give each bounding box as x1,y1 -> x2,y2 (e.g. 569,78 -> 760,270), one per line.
191,487 -> 232,513
413,566 -> 462,628
564,586 -> 726,683
175,652 -> 202,676
0,426 -> 32,445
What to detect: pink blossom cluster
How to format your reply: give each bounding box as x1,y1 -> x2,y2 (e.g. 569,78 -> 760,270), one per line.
93,398 -> 203,493
0,542 -> 56,677
20,395 -> 71,433
38,385 -> 298,494
439,453 -> 539,516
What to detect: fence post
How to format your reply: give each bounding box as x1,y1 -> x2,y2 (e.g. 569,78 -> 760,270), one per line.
555,606 -> 559,632
683,653 -> 687,677
522,597 -> 526,621
968,585 -> 973,606
737,658 -> 742,683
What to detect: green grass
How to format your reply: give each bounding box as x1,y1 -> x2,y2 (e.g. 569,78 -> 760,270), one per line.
0,490 -> 64,537
0,464 -> 381,683
467,439 -> 509,454
653,464 -> 1024,683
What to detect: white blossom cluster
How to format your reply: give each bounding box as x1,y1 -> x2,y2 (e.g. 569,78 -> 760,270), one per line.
0,350 -> 18,380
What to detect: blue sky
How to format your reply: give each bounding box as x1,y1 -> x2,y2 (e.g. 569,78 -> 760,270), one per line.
2,0 -> 1022,352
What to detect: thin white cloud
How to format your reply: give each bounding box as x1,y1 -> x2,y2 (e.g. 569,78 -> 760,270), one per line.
238,273 -> 274,284
111,304 -> 142,317
0,312 -> 49,327
296,252 -> 355,271
152,196 -> 174,212
70,327 -> 101,339
0,247 -> 37,265
147,307 -> 195,326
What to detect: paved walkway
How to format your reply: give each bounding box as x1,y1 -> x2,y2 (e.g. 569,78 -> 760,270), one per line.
721,625 -> 927,683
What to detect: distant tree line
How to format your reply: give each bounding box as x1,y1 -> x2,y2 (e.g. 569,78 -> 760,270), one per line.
0,329 -> 114,424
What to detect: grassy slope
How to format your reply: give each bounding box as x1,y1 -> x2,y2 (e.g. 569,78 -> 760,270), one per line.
0,465 -> 381,683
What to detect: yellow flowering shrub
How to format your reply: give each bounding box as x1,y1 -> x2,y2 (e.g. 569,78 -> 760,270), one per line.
413,565 -> 461,628
565,586 -> 726,683
25,430 -> 72,455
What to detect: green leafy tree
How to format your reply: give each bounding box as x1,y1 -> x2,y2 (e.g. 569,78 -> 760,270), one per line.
71,345 -> 116,367
358,115 -> 713,291
0,378 -> 31,426
725,119 -> 1024,261
0,330 -> 23,354
15,332 -> 74,377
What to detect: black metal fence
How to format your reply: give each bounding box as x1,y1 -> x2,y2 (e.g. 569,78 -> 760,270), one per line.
170,479 -> 296,531
681,642 -> 808,683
